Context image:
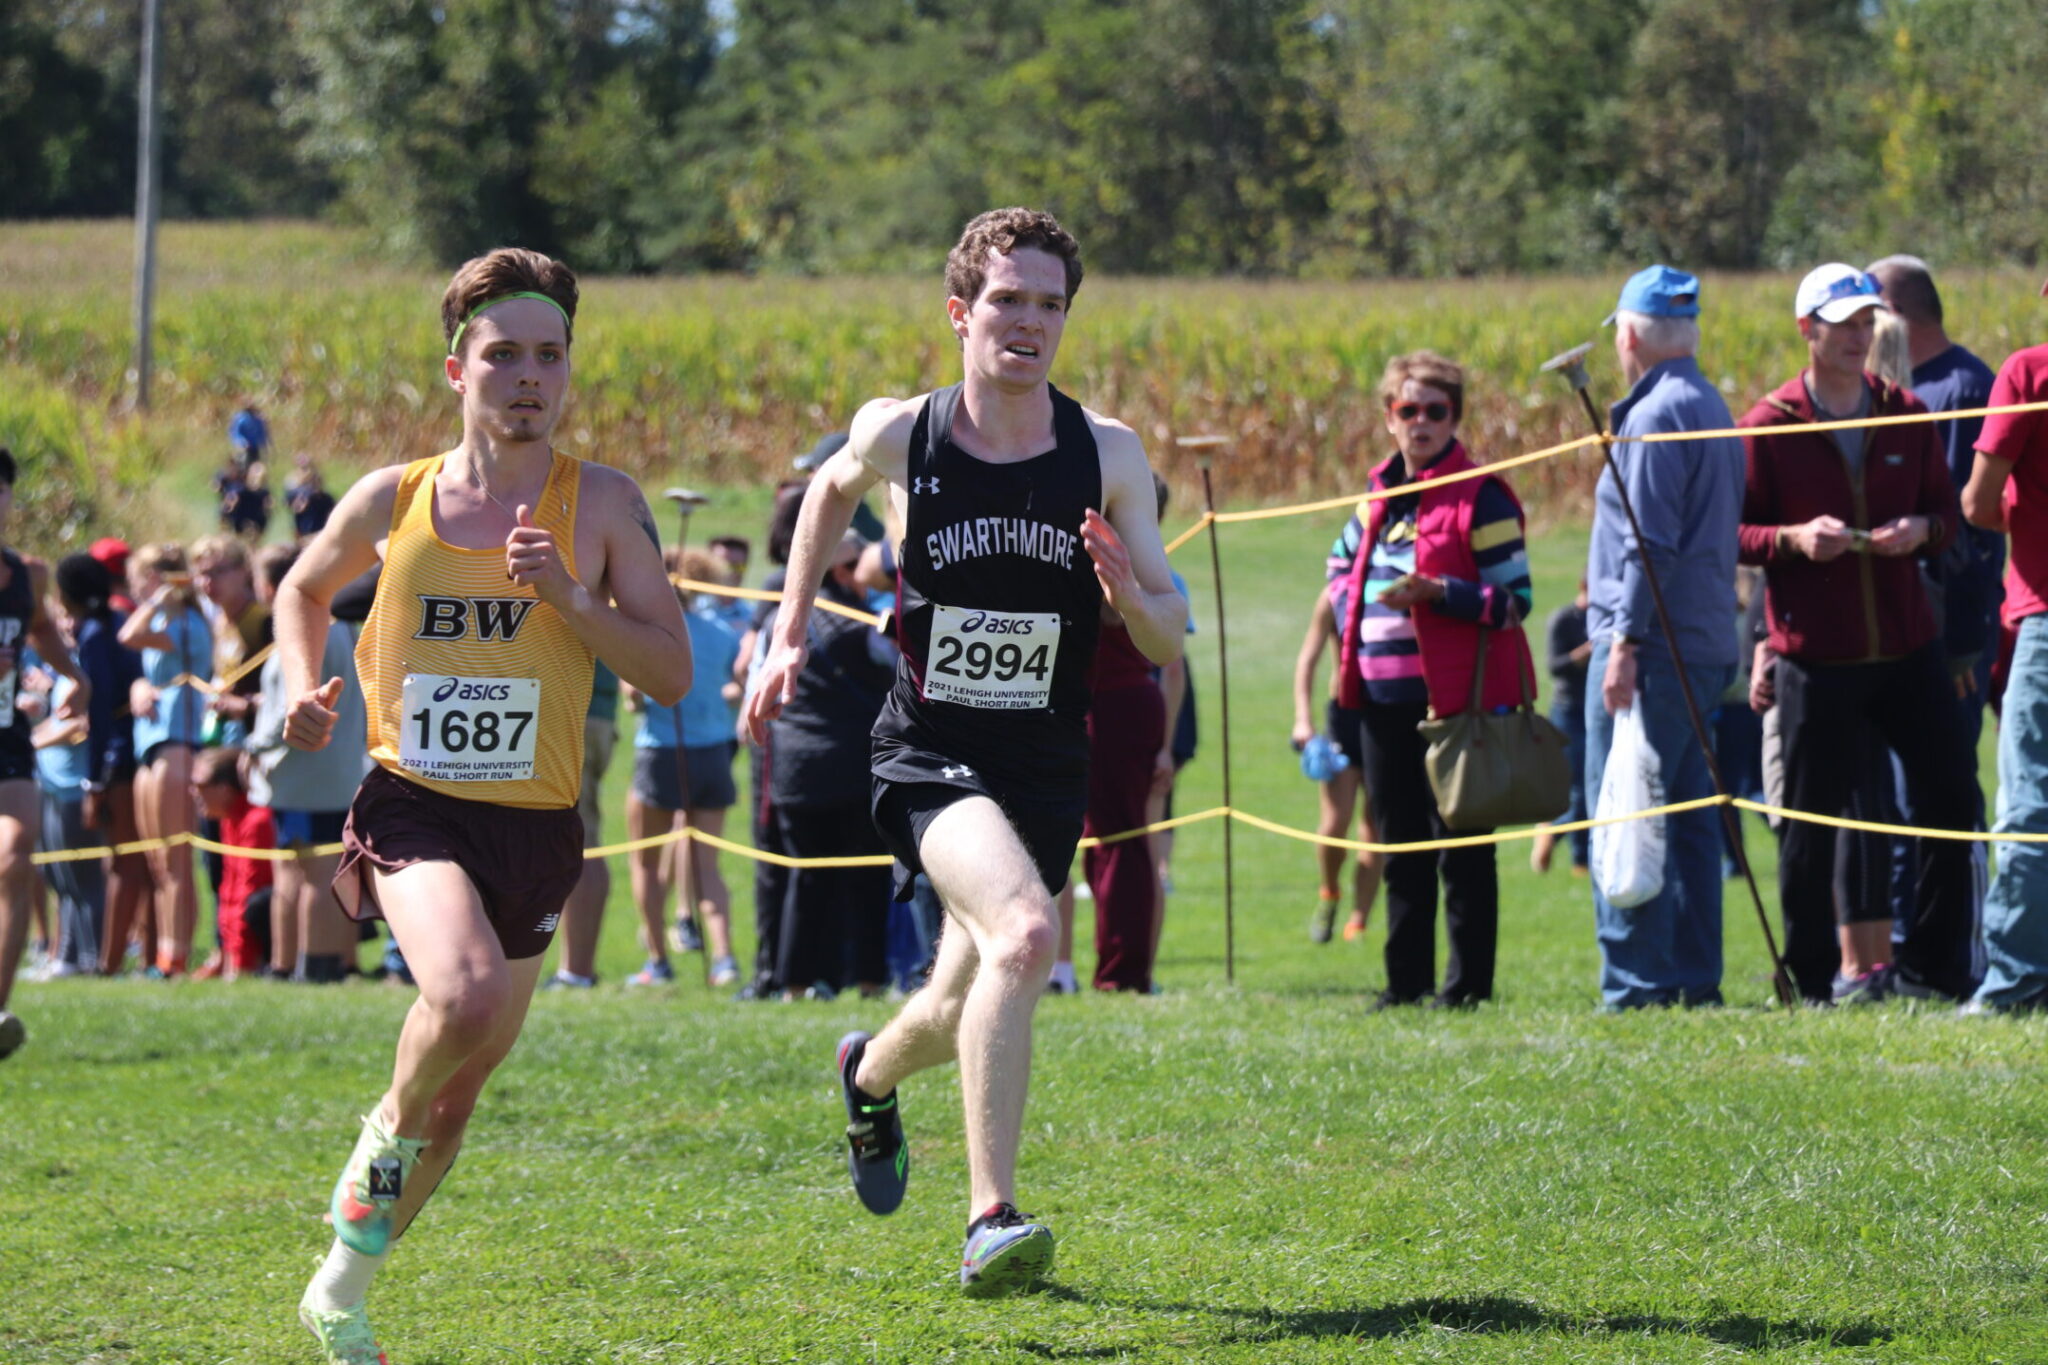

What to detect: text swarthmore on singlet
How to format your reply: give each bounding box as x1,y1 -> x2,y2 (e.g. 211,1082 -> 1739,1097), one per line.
924,517 -> 1078,572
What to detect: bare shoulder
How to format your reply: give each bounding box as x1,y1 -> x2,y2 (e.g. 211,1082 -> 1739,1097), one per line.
328,463 -> 408,539
578,462 -> 662,550
849,394 -> 928,481
1080,405 -> 1151,485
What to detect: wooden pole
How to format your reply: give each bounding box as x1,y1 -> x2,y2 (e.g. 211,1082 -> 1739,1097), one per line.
129,0 -> 163,412
1180,435 -> 1236,985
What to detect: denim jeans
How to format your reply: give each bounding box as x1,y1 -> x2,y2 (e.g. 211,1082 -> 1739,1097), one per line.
1585,641 -> 1734,1009
1549,695 -> 1590,868
1977,614 -> 2048,1005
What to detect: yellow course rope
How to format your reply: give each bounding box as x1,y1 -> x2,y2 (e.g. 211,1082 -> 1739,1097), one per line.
40,397 -> 2046,871
39,796 -> 2048,870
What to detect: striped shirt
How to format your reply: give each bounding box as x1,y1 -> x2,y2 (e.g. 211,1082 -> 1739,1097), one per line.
1326,456 -> 1532,706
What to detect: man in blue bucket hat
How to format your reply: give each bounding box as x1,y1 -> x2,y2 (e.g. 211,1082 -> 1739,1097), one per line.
1583,265 -> 1746,1009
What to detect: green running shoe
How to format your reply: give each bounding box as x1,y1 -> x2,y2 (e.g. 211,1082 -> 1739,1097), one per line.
298,1295 -> 389,1365
836,1030 -> 908,1214
328,1114 -> 426,1257
960,1202 -> 1055,1298
1309,897 -> 1338,944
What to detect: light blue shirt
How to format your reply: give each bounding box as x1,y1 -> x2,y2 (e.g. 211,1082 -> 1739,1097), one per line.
34,671 -> 87,798
1587,356 -> 1744,667
134,604 -> 211,756
636,610 -> 741,750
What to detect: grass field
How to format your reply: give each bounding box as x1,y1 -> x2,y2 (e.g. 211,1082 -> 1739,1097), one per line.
6,487 -> 2048,1364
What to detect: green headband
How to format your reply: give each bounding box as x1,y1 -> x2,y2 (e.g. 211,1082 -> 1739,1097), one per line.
447,291 -> 573,357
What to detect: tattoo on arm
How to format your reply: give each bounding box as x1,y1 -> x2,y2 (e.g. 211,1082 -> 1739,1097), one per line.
628,490 -> 662,553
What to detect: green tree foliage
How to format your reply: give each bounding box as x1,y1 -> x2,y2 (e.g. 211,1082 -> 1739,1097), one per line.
0,0 -> 134,215
7,0 -> 2048,275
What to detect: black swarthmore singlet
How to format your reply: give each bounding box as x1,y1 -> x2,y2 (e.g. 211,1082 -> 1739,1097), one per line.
872,382 -> 1105,786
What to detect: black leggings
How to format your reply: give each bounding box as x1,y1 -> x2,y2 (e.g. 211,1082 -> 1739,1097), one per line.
1357,699 -> 1499,1003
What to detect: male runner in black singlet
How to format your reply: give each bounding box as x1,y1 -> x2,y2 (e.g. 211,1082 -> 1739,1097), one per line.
744,208 -> 1186,1296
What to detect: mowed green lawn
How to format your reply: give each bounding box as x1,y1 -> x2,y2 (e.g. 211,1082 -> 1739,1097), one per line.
5,488 -> 2047,1364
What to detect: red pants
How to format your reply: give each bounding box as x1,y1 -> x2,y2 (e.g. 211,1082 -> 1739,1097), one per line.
1083,681 -> 1166,992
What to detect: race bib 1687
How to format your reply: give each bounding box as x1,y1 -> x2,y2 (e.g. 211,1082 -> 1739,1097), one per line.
399,674 -> 540,782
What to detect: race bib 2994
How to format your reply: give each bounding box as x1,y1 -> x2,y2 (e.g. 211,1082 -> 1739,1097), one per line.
399,674 -> 540,782
923,605 -> 1060,710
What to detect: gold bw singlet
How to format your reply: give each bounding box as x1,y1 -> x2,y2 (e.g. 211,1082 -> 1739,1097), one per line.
357,451 -> 595,809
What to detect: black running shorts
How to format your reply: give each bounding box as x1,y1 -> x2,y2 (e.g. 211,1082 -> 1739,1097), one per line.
871,739 -> 1086,902
334,766 -> 584,961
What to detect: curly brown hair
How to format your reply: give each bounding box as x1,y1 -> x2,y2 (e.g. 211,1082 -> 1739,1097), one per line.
944,208 -> 1083,307
1376,350 -> 1466,424
440,248 -> 579,355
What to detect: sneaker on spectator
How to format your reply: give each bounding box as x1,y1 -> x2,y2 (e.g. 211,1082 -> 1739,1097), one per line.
1959,986 -> 2048,1016
1310,896 -> 1337,944
1831,967 -> 1893,1005
708,956 -> 740,987
1888,968 -> 1966,1004
624,959 -> 674,988
542,970 -> 597,990
1342,913 -> 1369,942
672,916 -> 705,953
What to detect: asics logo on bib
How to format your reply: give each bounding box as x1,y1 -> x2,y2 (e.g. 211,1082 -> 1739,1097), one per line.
430,678 -> 515,704
914,477 -> 941,494
957,612 -> 1038,638
414,596 -> 537,642
925,517 -> 1076,572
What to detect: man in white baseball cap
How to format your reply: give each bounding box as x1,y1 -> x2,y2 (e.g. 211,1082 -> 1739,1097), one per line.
1733,262 -> 1978,1006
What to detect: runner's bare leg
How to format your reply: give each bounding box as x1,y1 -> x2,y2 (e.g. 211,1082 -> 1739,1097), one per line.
370,861 -> 536,1138
856,795 -> 1054,1215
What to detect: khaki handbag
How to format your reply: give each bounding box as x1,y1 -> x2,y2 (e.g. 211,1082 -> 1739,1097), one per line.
1416,626 -> 1572,831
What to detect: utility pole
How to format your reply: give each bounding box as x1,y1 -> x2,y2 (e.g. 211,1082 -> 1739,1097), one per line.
129,0 -> 164,412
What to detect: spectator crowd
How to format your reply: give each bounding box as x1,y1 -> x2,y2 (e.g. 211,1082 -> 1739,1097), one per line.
15,255 -> 2048,1017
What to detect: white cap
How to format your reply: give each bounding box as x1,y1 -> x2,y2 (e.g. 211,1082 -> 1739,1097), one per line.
1795,263 -> 1888,323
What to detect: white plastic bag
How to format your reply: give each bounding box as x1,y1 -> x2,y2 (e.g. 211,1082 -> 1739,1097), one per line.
1593,702 -> 1666,910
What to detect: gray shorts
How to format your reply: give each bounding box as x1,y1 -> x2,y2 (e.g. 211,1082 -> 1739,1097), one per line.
631,743 -> 738,812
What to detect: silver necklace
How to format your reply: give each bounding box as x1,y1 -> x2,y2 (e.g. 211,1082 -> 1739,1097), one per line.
464,453 -> 546,520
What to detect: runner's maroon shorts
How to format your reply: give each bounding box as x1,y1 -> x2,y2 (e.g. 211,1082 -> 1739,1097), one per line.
334,766 -> 584,961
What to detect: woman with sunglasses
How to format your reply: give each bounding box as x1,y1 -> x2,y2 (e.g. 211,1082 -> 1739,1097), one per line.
1327,351 -> 1535,1009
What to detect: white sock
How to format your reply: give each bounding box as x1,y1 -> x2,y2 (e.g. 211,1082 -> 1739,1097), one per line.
1048,961 -> 1077,993
305,1237 -> 387,1312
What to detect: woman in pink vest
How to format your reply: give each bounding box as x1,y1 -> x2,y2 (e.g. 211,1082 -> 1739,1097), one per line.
1329,352 -> 1536,1008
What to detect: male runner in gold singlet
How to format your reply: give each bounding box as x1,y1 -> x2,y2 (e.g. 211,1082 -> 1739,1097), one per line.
275,248 -> 690,1365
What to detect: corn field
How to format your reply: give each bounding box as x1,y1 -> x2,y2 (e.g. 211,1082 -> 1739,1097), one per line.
5,220 -> 2045,553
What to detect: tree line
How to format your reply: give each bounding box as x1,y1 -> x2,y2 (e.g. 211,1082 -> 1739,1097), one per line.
6,0 -> 2045,277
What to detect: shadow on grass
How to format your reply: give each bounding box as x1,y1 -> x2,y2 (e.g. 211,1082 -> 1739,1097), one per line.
1025,1293 -> 1889,1352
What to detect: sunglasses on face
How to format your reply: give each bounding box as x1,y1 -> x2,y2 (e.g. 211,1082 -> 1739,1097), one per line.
1392,402 -> 1452,422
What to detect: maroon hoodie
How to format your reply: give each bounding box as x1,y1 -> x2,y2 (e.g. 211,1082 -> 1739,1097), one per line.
1737,373 -> 1957,665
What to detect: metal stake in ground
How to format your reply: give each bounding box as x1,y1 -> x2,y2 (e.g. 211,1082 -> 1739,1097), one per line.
1178,434 -> 1236,985
663,487 -> 711,981
1540,343 -> 1797,1010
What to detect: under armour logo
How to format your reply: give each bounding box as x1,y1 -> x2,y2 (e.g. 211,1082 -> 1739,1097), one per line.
941,765 -> 973,780
913,477 -> 941,495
